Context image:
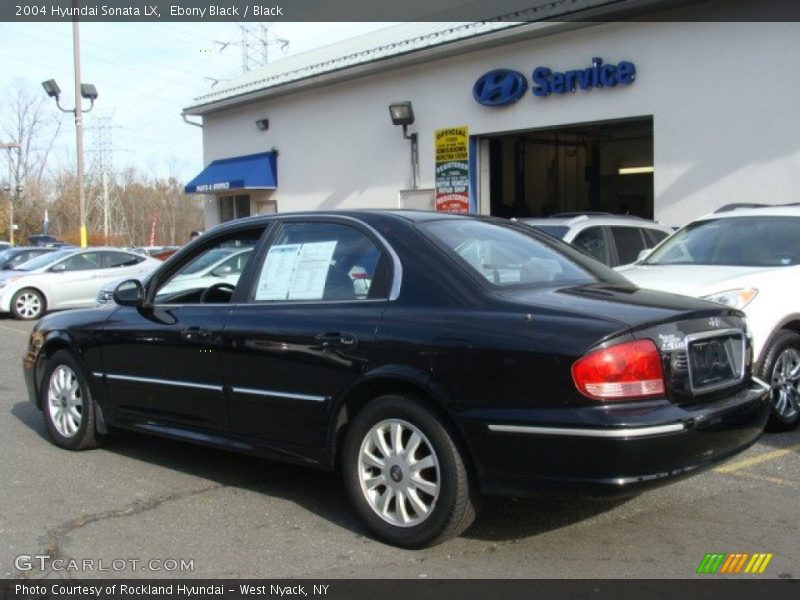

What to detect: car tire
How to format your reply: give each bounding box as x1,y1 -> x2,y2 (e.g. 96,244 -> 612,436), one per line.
40,350 -> 104,450
342,394 -> 479,548
758,330 -> 800,431
11,288 -> 45,320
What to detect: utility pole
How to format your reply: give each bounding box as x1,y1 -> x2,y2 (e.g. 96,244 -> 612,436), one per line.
72,13 -> 87,248
1,142 -> 21,245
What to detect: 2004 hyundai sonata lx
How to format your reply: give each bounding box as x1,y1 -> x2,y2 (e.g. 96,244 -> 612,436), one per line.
24,211 -> 770,547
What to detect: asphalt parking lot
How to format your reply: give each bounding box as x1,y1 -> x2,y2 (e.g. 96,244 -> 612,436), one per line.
0,316 -> 797,580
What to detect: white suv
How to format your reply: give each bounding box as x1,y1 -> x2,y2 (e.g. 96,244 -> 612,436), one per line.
618,206 -> 800,430
520,214 -> 673,267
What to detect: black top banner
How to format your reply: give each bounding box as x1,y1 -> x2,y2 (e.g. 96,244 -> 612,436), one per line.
3,0 -> 800,22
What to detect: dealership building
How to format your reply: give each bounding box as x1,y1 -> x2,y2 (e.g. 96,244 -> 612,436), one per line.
182,0 -> 800,229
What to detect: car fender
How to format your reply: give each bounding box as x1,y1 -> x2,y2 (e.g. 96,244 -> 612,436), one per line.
325,363 -> 470,466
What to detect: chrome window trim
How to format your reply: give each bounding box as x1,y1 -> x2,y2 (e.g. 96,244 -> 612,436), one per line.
684,328 -> 746,394
487,423 -> 686,438
231,387 -> 327,402
97,372 -> 223,392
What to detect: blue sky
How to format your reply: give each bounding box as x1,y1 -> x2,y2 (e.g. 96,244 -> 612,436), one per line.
0,22 -> 390,183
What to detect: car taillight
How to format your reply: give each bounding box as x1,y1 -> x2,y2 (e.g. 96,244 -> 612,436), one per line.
571,339 -> 665,401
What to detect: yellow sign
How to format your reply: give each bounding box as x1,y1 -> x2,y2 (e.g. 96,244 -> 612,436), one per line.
434,126 -> 470,213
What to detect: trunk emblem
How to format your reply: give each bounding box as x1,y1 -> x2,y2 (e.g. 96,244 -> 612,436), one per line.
709,317 -> 722,328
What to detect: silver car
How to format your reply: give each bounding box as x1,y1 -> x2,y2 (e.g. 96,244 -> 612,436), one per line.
0,247 -> 160,319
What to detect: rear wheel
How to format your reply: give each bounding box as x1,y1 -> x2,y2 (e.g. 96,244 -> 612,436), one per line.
11,288 -> 45,320
342,394 -> 478,548
41,350 -> 104,450
758,330 -> 800,431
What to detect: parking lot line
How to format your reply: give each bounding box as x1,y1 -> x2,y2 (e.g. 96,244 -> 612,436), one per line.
726,470 -> 800,489
714,443 -> 800,473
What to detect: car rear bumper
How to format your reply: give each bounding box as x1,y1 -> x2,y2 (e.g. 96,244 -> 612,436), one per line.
465,380 -> 770,497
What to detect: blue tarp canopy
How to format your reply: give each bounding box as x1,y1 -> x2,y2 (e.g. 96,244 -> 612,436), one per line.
184,151 -> 277,194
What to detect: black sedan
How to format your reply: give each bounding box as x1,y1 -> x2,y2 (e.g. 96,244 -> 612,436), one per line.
23,211 -> 769,548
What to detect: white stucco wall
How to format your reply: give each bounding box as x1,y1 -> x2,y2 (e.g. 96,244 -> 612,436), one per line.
200,20 -> 800,228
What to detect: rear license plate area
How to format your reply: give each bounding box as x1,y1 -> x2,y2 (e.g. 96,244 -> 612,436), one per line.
686,330 -> 745,394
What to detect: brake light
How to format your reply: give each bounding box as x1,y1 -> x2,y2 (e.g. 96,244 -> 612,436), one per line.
572,339 -> 665,401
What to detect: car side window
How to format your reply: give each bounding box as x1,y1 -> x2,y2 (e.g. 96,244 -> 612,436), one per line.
154,231 -> 262,304
60,252 -> 103,271
611,226 -> 648,265
103,251 -> 145,268
646,229 -> 669,245
572,227 -> 608,263
252,222 -> 384,302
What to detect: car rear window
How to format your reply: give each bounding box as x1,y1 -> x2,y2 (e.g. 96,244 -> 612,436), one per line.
529,225 -> 569,239
420,219 -> 602,288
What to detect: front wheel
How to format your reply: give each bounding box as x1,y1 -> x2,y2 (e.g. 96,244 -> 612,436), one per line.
41,350 -> 104,450
342,394 -> 478,548
758,330 -> 800,431
11,288 -> 45,320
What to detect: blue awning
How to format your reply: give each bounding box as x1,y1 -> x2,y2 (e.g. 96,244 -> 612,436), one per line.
184,151 -> 277,194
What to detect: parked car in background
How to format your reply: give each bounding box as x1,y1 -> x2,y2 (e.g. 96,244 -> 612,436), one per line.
619,206 -> 800,430
0,247 -> 160,320
0,242 -> 10,252
25,211 -> 769,548
0,247 -> 58,271
28,234 -> 67,247
519,214 -> 672,267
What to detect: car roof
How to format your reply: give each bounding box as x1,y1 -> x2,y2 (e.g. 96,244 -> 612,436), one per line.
520,214 -> 670,229
697,205 -> 800,221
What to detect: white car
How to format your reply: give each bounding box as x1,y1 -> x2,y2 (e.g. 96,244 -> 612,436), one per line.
95,247 -> 254,306
618,206 -> 800,430
0,248 -> 160,320
520,214 -> 673,267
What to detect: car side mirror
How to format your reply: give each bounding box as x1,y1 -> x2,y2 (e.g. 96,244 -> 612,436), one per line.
637,248 -> 652,262
113,279 -> 145,306
50,263 -> 66,272
211,265 -> 232,277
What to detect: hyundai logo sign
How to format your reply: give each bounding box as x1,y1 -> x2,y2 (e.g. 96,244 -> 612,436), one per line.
472,69 -> 528,107
474,58 -> 636,107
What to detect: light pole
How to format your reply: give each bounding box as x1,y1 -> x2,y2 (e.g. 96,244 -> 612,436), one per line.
1,142 -> 21,244
42,13 -> 97,248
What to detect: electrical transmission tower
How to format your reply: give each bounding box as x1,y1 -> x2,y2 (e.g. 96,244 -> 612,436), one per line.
216,24 -> 289,73
86,115 -> 128,243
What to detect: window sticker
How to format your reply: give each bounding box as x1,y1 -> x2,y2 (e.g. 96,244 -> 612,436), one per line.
255,241 -> 338,301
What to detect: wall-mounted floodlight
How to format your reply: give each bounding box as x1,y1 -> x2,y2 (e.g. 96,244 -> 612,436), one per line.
42,79 -> 61,99
388,101 -> 418,189
255,119 -> 270,131
389,101 -> 415,127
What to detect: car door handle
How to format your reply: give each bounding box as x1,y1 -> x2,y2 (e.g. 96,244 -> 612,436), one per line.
182,327 -> 211,341
315,332 -> 357,348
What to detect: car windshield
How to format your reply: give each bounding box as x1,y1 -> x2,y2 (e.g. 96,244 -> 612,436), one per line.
420,219 -> 615,288
644,216 -> 800,267
178,248 -> 237,275
0,249 -> 12,262
13,249 -> 76,271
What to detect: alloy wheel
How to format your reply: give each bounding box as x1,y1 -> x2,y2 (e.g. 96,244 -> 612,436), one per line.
47,365 -> 83,438
770,347 -> 800,420
358,418 -> 440,527
15,292 -> 42,319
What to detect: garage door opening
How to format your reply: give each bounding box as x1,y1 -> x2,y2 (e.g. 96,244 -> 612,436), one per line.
485,117 -> 654,219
